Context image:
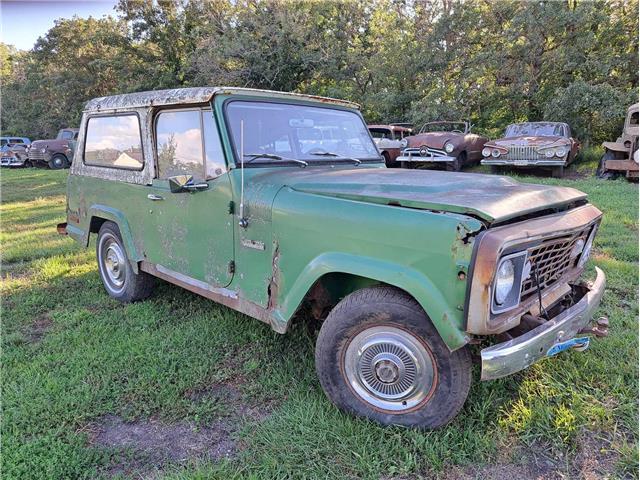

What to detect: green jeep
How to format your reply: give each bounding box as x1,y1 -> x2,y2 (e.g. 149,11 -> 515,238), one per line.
58,87 -> 607,428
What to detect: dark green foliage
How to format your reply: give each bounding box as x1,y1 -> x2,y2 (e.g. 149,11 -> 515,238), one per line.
1,0 -> 637,142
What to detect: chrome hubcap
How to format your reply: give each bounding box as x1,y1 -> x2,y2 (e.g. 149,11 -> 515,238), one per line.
100,234 -> 126,293
345,326 -> 435,412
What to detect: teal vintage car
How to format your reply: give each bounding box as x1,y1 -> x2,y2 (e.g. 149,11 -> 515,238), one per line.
59,87 -> 607,428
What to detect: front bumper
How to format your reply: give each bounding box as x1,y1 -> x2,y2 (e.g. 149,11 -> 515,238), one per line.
396,154 -> 456,163
480,267 -> 606,381
1,156 -> 26,167
481,158 -> 566,167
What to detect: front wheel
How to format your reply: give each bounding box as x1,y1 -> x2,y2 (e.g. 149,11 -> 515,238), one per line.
96,222 -> 155,302
48,154 -> 67,169
446,151 -> 466,172
315,286 -> 472,429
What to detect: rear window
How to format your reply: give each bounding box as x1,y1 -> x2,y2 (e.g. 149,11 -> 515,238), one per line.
84,115 -> 144,170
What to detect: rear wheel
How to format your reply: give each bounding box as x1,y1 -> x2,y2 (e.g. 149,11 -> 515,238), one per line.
315,286 -> 472,429
48,154 -> 66,169
96,222 -> 155,302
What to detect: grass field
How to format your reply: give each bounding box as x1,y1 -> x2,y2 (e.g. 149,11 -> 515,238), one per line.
2,157 -> 638,479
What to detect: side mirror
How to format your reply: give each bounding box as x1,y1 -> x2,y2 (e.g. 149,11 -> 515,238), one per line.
168,174 -> 209,193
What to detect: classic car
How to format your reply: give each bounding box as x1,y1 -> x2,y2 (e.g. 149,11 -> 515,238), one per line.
396,121 -> 488,171
368,124 -> 413,167
0,142 -> 31,167
481,122 -> 580,177
58,87 -> 607,429
597,103 -> 638,180
28,128 -> 79,169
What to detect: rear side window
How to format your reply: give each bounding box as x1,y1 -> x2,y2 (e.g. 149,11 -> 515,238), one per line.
84,115 -> 144,170
155,109 -> 226,180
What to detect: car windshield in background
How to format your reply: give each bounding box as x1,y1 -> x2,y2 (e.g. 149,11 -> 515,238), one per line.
505,123 -> 565,137
226,101 -> 380,164
420,122 -> 466,133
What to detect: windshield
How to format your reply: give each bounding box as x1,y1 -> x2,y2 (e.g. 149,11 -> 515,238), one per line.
226,101 -> 380,164
505,123 -> 565,137
420,122 -> 466,133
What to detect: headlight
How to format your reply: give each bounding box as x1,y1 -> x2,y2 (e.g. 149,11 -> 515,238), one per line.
544,149 -> 554,158
578,227 -> 597,267
41,148 -> 46,153
444,142 -> 454,153
482,147 -> 491,157
491,148 -> 501,157
400,139 -> 408,148
494,260 -> 515,305
555,146 -> 567,157
491,251 -> 528,314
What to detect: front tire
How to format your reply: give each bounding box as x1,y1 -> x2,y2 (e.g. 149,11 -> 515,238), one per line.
315,286 -> 472,429
48,154 -> 66,169
96,222 -> 155,302
446,151 -> 466,172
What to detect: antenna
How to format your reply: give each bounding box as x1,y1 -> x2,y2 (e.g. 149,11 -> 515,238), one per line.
238,120 -> 248,228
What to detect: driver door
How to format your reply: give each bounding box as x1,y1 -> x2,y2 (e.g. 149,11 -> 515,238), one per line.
142,107 -> 234,287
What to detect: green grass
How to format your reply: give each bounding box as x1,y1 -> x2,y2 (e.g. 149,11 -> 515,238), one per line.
2,160 -> 638,479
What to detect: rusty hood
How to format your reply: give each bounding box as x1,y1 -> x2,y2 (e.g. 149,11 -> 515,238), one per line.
406,131 -> 461,149
281,167 -> 587,224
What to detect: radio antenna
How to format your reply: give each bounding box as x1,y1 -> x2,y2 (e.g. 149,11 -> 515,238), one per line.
238,120 -> 248,228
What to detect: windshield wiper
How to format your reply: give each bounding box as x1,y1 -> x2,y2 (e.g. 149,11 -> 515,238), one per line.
309,151 -> 362,165
243,153 -> 308,167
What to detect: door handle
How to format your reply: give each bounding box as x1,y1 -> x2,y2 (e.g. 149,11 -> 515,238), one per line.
147,194 -> 164,201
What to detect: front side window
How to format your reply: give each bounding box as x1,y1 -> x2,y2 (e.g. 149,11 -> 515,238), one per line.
226,101 -> 379,165
84,115 -> 143,169
156,109 -> 226,180
60,130 -> 75,140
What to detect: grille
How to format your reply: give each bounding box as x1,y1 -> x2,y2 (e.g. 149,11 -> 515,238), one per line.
503,146 -> 540,161
402,147 -> 446,158
520,227 -> 591,298
28,150 -> 46,161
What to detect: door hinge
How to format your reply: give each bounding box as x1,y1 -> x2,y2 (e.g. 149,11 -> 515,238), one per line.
228,201 -> 235,215
228,260 -> 236,274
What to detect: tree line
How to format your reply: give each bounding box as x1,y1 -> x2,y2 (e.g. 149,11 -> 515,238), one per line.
1,0 -> 637,145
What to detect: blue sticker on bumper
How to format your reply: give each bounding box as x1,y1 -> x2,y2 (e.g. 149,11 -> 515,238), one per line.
547,337 -> 590,357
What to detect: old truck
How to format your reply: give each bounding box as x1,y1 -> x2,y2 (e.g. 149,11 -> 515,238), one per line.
28,128 -> 79,169
58,87 -> 607,429
597,103 -> 639,180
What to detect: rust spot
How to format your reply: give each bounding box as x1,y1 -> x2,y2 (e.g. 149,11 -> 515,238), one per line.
267,243 -> 280,310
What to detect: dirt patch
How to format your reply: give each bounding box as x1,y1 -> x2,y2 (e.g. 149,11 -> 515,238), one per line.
438,431 -> 624,480
90,414 -> 236,478
25,313 -> 53,343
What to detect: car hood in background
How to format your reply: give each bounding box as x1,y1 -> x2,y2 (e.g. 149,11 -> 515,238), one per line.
406,131 -> 461,149
270,167 -> 587,225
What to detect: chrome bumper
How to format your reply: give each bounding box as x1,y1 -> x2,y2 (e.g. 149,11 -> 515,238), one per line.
481,158 -> 566,166
397,154 -> 456,163
480,267 -> 606,381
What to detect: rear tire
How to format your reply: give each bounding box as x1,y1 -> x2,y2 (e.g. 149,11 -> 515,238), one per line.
96,222 -> 155,302
315,285 -> 472,429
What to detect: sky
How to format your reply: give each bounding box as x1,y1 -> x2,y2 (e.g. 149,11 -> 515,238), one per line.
1,0 -> 118,51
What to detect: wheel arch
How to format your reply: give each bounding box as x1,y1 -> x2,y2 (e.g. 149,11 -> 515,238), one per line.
86,205 -> 143,273
273,253 -> 468,351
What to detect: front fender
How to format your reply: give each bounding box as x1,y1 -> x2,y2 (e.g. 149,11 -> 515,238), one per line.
602,141 -> 627,153
87,205 -> 143,273
273,252 -> 469,351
